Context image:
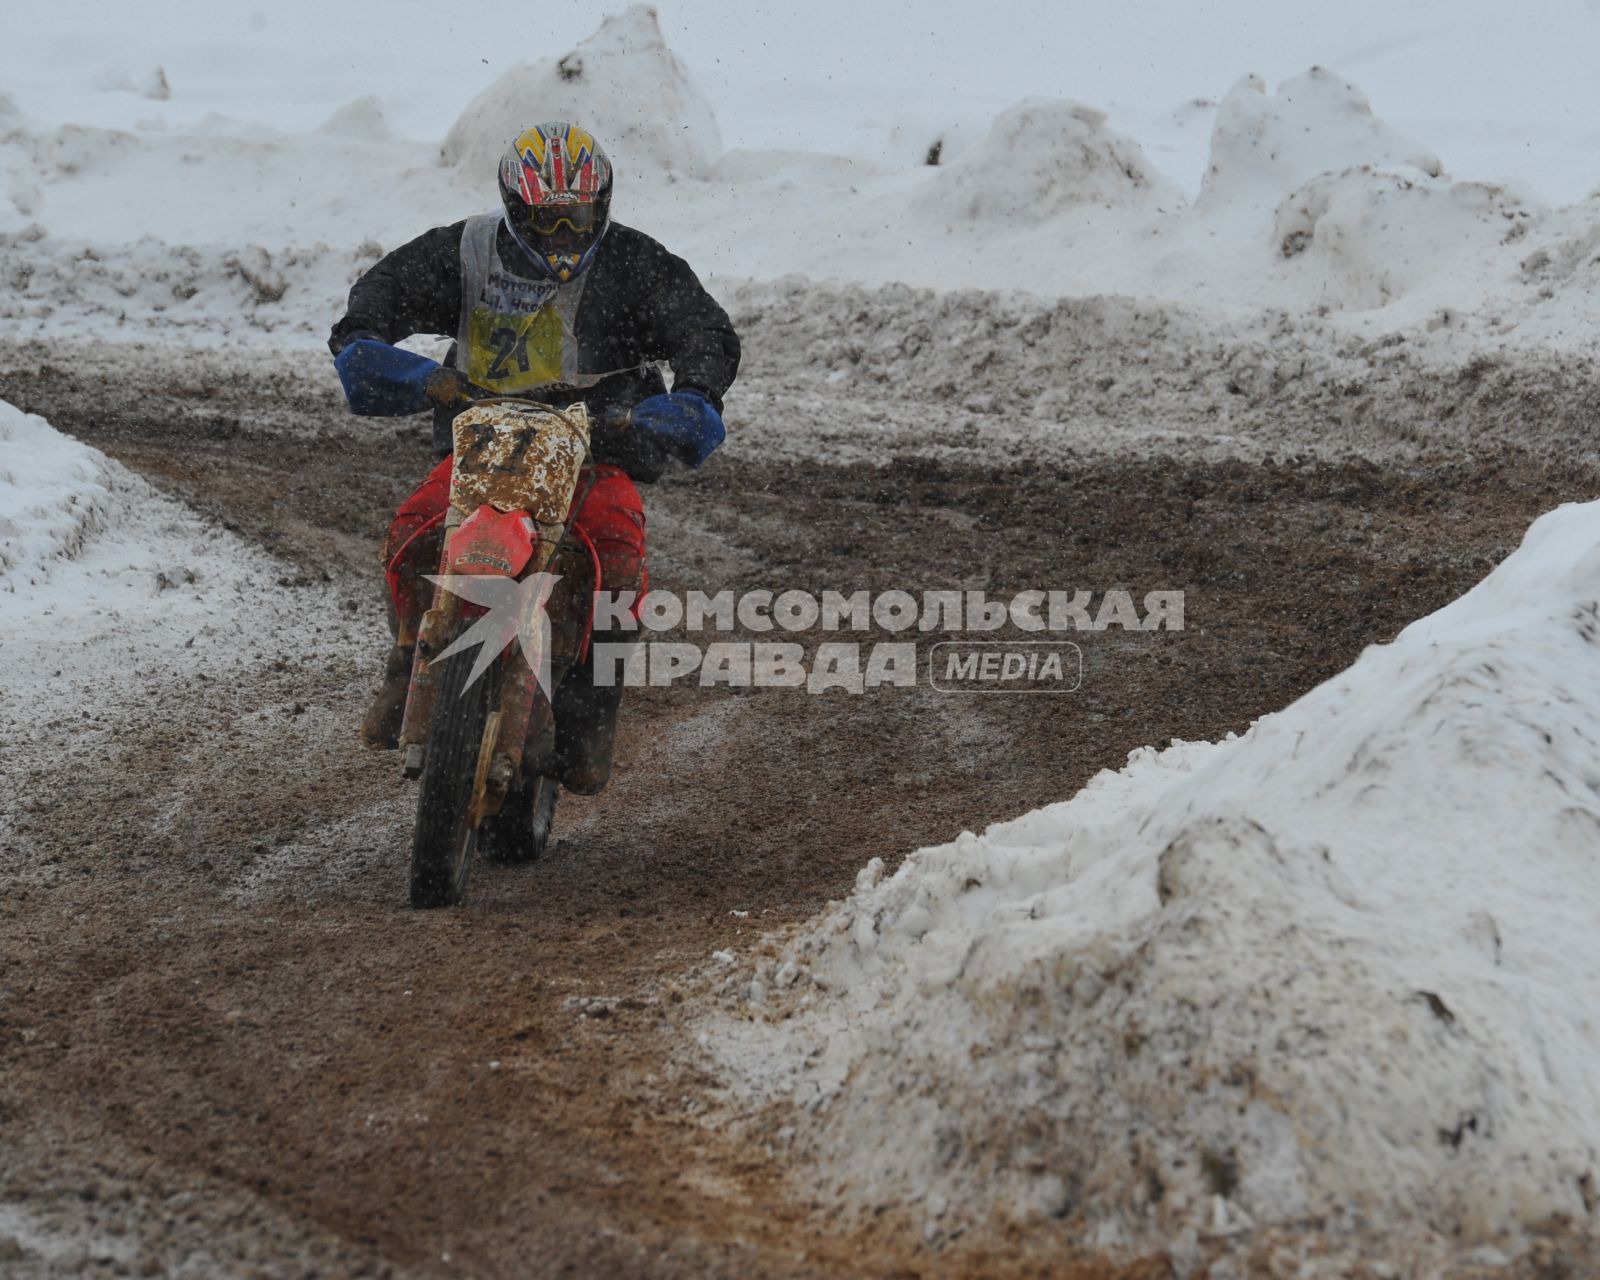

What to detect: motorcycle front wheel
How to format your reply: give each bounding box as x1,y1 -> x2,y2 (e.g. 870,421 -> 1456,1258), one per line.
480,772 -> 559,865
409,648 -> 497,909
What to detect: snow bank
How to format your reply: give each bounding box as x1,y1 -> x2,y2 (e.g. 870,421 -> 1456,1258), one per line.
1199,68 -> 1441,212
924,100 -> 1181,223
318,95 -> 391,142
0,106 -> 476,245
90,66 -> 170,102
707,500 -> 1600,1269
0,400 -> 284,705
0,6 -> 1588,350
0,231 -> 385,342
0,400 -> 117,583
1176,67 -> 1546,314
441,4 -> 720,182
1274,167 -> 1541,309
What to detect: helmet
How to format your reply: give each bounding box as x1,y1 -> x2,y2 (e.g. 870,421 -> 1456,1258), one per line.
498,122 -> 613,284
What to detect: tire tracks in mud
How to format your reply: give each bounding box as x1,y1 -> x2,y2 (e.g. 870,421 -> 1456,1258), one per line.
0,355 -> 1591,1277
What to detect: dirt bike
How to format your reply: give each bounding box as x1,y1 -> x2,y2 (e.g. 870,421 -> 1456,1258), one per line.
395,397 -> 621,909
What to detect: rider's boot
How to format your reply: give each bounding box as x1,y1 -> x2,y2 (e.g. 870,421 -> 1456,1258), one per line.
361,523 -> 439,750
554,479 -> 644,795
360,639 -> 413,750
553,661 -> 625,795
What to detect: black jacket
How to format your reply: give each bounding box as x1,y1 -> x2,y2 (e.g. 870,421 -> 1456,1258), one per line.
330,220 -> 741,480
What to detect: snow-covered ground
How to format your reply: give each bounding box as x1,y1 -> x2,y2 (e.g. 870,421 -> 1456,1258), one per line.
705,499 -> 1600,1273
5,4 -> 1600,356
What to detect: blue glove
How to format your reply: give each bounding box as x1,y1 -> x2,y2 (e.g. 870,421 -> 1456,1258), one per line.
630,389 -> 725,467
334,337 -> 441,416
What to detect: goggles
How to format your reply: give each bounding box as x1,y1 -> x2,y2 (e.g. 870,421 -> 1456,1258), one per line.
525,200 -> 600,236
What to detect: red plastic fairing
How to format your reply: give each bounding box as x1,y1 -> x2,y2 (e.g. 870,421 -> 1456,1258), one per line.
385,509 -> 447,624
446,505 -> 538,576
570,522 -> 601,664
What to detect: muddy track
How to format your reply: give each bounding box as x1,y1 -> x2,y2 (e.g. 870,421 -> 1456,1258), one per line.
0,360 -> 1592,1278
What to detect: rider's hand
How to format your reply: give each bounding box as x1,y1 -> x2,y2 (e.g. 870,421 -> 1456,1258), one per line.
630,389 -> 725,467
334,337 -> 442,417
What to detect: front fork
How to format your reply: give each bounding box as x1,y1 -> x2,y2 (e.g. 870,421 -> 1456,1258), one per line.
397,521 -> 567,832
397,577 -> 460,779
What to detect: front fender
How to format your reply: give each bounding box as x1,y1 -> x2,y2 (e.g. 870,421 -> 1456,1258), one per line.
446,505 -> 537,577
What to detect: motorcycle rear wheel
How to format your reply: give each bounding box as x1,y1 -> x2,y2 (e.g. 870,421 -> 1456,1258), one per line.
409,649 -> 497,909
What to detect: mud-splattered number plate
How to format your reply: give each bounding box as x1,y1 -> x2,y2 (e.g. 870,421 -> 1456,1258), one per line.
449,402 -> 592,525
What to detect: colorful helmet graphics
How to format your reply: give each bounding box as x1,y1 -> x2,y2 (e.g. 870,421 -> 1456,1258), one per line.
498,122 -> 614,284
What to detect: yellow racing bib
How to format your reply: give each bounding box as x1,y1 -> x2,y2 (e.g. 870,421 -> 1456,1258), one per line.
456,213 -> 585,396
463,304 -> 566,393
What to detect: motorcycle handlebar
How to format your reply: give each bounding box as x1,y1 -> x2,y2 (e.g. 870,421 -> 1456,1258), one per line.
455,385 -> 631,431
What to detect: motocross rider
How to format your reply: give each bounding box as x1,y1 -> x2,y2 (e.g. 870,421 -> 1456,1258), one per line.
329,120 -> 740,796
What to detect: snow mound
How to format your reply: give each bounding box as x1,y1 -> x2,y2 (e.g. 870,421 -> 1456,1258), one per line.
709,500 -> 1600,1268
90,66 -> 170,101
1274,167 -> 1542,309
0,400 -> 290,710
441,5 -> 720,183
926,99 -> 1181,221
0,398 -> 256,607
319,95 -> 391,141
0,400 -> 117,583
1200,68 -> 1442,212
